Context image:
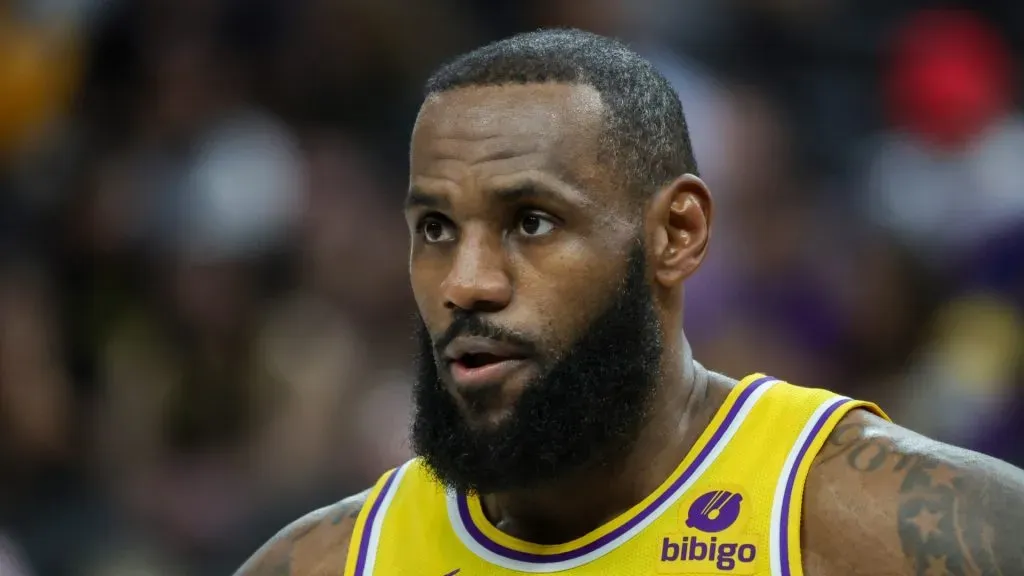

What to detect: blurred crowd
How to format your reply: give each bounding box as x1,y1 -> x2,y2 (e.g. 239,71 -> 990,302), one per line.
0,0 -> 1022,574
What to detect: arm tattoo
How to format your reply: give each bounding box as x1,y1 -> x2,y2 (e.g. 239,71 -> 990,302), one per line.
824,422 -> 1024,575
332,497 -> 365,525
236,495 -> 367,575
819,422 -> 920,473
270,560 -> 291,576
899,459 -> 1024,575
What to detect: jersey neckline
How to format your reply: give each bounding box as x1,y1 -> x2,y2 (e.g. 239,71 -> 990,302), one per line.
446,373 -> 777,572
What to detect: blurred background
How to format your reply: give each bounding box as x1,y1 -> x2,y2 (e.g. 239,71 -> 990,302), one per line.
0,0 -> 1022,573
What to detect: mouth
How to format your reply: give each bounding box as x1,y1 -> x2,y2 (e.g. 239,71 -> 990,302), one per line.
444,339 -> 533,388
448,356 -> 532,388
454,352 -> 523,369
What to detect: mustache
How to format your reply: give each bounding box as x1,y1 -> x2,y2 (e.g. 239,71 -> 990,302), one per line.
432,311 -> 538,358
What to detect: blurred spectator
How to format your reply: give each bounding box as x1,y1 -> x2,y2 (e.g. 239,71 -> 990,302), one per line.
0,1 -> 1022,574
897,224 -> 1024,454
864,9 -> 1024,265
0,2 -> 81,162
0,533 -> 34,576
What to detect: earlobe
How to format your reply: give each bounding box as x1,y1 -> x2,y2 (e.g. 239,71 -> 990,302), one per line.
652,175 -> 711,289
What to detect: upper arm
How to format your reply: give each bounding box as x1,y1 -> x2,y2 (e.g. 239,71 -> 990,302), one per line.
802,409 -> 1024,576
233,489 -> 371,576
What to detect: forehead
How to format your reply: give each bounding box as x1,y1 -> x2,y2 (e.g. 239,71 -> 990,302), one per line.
411,83 -> 606,186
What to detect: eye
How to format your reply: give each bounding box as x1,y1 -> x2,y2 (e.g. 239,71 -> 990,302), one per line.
516,212 -> 557,237
417,215 -> 456,244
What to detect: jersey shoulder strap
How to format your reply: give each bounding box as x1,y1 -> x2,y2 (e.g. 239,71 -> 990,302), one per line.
760,380 -> 889,576
344,460 -> 415,576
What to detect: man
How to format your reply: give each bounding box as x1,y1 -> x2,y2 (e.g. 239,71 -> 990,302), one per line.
236,29 -> 1024,575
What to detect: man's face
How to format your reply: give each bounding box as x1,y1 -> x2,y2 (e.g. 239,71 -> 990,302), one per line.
406,83 -> 663,493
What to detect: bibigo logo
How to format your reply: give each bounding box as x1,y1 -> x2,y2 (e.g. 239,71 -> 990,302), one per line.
658,489 -> 759,574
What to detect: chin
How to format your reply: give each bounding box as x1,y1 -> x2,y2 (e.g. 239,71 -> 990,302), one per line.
450,374 -> 532,426
461,404 -> 518,433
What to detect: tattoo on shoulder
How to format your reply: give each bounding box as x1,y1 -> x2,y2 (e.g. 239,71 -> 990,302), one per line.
331,494 -> 367,525
268,559 -> 291,576
823,421 -> 1024,575
236,493 -> 368,576
819,422 -> 920,473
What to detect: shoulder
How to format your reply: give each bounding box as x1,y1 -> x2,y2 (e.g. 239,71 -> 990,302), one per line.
801,408 -> 1024,575
233,489 -> 372,576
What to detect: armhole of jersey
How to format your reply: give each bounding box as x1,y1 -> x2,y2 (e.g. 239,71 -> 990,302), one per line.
773,398 -> 887,576
343,460 -> 414,576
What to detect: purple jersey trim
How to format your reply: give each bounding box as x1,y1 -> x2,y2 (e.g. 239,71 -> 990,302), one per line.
353,467 -> 401,576
778,398 -> 852,576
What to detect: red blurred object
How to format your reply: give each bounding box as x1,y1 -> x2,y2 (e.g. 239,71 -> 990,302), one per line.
886,9 -> 1014,150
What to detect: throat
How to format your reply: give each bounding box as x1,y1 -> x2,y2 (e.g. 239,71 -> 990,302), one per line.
477,366 -> 727,546
479,429 -> 693,543
480,467 -> 642,545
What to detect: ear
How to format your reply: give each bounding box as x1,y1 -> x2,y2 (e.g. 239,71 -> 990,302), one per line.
646,174 -> 712,289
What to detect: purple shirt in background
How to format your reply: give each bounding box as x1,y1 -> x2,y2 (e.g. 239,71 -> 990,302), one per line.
956,223 -> 1024,467
686,256 -> 847,364
972,397 -> 1024,468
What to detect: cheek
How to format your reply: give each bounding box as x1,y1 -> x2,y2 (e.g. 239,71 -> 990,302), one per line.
516,246 -> 623,346
409,258 -> 447,321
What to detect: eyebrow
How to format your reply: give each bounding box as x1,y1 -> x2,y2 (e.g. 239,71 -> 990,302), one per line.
405,179 -> 585,212
491,183 -> 569,206
405,188 -> 449,210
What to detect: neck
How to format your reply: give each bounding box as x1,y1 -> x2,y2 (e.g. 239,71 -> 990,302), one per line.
480,341 -> 721,544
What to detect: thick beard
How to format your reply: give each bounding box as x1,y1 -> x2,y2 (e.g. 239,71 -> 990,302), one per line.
410,245 -> 662,495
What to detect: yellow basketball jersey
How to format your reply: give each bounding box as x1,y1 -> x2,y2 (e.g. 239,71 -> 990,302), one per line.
344,374 -> 888,576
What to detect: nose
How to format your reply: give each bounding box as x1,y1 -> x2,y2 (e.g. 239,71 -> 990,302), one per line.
441,231 -> 512,313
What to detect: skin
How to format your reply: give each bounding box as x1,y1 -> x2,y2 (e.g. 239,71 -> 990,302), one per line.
235,83 -> 1024,575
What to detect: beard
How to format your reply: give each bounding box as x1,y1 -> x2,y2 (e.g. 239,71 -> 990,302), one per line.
411,244 -> 663,495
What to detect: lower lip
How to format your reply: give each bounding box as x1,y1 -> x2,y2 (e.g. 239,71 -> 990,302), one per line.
448,358 -> 531,388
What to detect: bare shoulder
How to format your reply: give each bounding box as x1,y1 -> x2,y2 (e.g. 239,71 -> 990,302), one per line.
233,489 -> 372,576
802,408 -> 1024,576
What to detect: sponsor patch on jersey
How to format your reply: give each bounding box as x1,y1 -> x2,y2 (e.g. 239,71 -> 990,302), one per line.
657,487 -> 760,574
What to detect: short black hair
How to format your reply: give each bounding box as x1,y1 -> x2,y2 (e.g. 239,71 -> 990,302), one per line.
424,28 -> 698,200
